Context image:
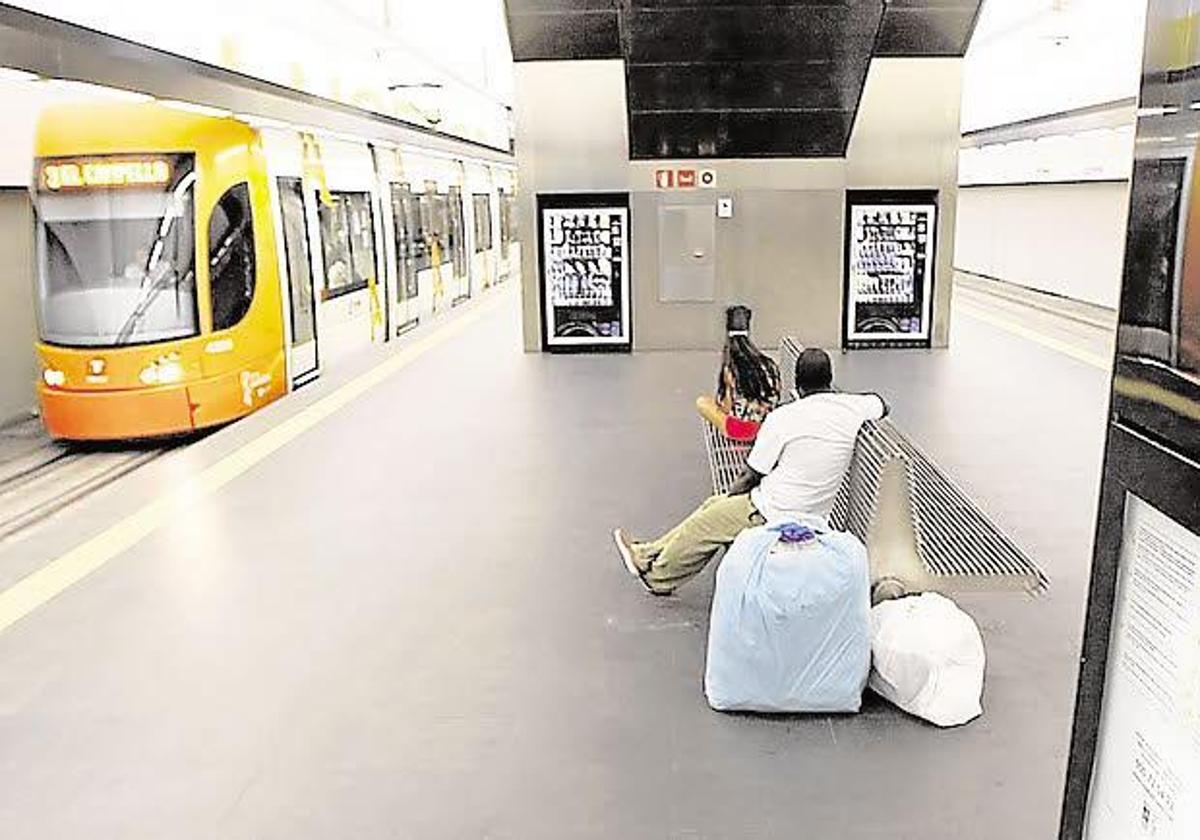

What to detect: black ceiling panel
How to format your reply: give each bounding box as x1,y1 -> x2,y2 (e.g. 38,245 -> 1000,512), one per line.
624,0 -> 882,157
506,1 -> 621,61
626,61 -> 864,112
629,109 -> 854,158
624,5 -> 879,64
504,0 -> 983,158
874,2 -> 981,56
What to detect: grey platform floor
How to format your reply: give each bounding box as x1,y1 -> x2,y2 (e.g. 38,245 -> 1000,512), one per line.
0,282 -> 1112,839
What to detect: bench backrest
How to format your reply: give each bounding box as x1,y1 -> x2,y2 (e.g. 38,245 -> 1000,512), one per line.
694,337 -> 1052,596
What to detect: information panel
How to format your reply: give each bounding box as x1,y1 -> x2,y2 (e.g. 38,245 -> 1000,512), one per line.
537,193 -> 631,352
843,190 -> 937,349
1086,493 -> 1200,839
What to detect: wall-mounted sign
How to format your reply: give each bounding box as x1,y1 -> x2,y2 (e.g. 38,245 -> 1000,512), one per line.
842,189 -> 937,349
717,197 -> 734,218
654,168 -> 717,190
1083,493 -> 1200,839
537,192 -> 631,352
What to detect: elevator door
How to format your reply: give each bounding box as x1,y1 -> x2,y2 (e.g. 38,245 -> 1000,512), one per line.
658,204 -> 715,302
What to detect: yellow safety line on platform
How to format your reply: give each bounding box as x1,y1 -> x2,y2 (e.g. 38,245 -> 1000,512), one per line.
954,299 -> 1111,372
0,287 -> 516,635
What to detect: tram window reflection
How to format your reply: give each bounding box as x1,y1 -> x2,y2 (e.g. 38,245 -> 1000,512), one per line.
473,193 -> 492,253
209,183 -> 256,331
317,191 -> 376,299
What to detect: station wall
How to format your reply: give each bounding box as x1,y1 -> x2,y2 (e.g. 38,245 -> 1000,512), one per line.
954,182 -> 1131,309
513,58 -> 962,352
0,189 -> 36,423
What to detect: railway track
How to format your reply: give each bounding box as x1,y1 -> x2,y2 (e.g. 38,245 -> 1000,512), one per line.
0,417 -> 168,543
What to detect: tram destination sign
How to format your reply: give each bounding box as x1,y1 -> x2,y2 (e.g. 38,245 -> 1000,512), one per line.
39,157 -> 173,191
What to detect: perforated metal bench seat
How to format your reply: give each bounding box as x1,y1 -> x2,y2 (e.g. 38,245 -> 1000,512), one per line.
695,337 -> 1050,596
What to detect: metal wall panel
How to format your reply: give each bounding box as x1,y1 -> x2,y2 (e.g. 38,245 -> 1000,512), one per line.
658,204 -> 715,301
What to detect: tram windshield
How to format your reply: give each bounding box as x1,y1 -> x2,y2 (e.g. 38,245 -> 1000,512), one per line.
33,154 -> 198,347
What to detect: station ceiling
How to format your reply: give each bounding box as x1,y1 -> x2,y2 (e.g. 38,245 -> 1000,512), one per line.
504,1 -> 984,158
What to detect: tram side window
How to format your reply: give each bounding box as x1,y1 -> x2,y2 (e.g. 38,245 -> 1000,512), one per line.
209,183 -> 256,331
402,188 -> 427,272
498,191 -> 512,259
425,186 -> 451,267
389,183 -> 420,301
500,193 -> 517,244
473,194 -> 492,253
448,187 -> 467,276
317,191 -> 377,299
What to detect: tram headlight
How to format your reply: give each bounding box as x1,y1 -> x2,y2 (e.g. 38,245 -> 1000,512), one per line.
42,367 -> 66,388
139,353 -> 184,386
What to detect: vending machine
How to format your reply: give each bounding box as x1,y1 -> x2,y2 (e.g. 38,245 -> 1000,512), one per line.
842,190 -> 938,349
536,192 -> 632,353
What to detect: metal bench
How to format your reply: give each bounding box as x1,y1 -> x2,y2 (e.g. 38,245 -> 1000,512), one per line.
697,337 -> 1050,597
779,335 -> 803,396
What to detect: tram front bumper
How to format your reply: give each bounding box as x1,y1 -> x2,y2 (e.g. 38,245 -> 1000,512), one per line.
38,383 -> 195,441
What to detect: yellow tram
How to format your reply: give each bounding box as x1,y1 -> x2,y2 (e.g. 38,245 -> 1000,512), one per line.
30,102 -> 518,440
33,103 -> 286,439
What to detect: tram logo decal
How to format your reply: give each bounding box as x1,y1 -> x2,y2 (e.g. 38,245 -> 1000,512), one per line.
240,371 -> 272,406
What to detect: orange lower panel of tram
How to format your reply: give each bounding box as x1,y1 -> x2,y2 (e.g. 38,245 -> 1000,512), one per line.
37,354 -> 286,441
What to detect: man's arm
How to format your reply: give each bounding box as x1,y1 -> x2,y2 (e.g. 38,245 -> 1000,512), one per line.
727,466 -> 764,497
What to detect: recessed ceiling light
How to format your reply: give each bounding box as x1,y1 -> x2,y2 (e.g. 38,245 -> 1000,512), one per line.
43,79 -> 152,102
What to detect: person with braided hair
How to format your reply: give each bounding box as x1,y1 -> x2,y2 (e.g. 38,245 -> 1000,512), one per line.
695,305 -> 781,442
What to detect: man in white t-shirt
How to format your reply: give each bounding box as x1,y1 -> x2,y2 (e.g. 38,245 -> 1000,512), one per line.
613,348 -> 887,595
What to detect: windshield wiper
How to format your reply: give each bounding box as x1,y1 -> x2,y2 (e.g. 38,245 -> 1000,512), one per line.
115,172 -> 196,346
113,265 -> 193,346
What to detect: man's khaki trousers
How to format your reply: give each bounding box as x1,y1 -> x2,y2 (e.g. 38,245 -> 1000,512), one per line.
633,493 -> 765,593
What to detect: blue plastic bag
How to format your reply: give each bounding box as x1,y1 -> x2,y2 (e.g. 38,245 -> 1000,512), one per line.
704,523 -> 872,713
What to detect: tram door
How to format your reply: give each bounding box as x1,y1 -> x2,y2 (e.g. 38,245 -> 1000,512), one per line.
390,182 -> 420,333
277,177 -> 319,384
447,185 -> 469,303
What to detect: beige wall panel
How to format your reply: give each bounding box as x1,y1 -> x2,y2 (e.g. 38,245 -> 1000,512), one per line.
514,60 -> 630,351
0,190 -> 37,423
847,58 -> 963,348
631,190 -> 843,350
514,56 -> 964,351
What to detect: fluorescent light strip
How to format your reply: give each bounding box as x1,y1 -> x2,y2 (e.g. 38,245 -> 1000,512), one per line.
0,67 -> 40,82
160,100 -> 231,118
234,113 -> 290,130
42,79 -> 152,102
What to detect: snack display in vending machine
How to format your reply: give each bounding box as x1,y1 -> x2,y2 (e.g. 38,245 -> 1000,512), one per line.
843,190 -> 937,349
537,192 -> 632,352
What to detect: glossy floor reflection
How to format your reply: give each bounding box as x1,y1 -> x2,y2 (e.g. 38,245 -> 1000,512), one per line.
0,286 -> 1110,839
